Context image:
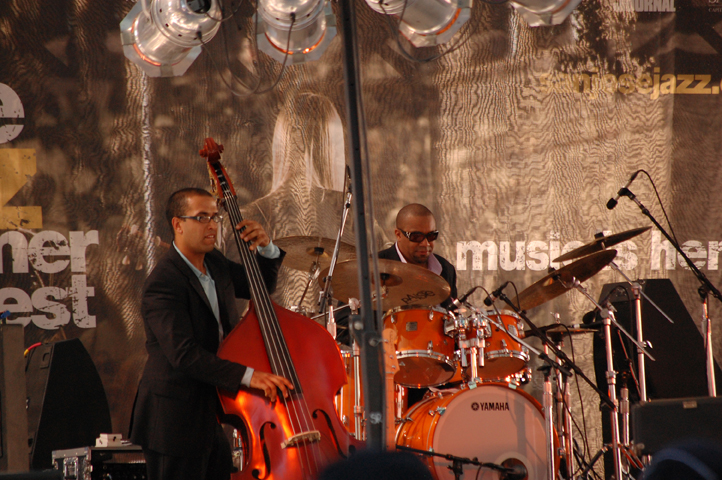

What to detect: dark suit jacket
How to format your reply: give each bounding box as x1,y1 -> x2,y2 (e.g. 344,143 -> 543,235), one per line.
129,246 -> 284,457
378,245 -> 457,309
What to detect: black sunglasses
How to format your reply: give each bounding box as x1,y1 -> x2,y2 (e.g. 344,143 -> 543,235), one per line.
399,229 -> 439,243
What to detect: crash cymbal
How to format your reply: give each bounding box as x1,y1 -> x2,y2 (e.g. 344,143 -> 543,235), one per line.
320,258 -> 451,309
511,249 -> 618,311
275,236 -> 355,272
552,227 -> 651,263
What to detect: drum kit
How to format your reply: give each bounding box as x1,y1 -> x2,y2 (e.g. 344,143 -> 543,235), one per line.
274,227 -> 653,480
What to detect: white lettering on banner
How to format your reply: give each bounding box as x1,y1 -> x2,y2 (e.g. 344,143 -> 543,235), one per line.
457,231 -> 721,272
0,230 -> 98,329
0,83 -> 24,144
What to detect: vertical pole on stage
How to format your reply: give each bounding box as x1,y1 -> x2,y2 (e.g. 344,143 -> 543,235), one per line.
337,0 -> 386,450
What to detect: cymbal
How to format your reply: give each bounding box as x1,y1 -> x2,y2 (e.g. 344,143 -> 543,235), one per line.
537,324 -> 600,335
552,227 -> 651,263
511,249 -> 618,311
275,236 -> 355,272
320,258 -> 451,309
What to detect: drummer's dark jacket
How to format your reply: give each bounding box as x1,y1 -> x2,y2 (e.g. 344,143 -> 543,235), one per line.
378,245 -> 458,309
129,246 -> 284,457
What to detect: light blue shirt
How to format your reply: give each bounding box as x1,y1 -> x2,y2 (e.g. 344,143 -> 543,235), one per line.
174,242 -> 277,387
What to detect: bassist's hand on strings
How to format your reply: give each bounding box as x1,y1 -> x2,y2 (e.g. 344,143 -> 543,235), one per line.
250,371 -> 294,402
236,219 -> 270,251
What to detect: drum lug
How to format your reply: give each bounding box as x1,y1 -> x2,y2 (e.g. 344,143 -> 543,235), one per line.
428,406 -> 446,416
428,310 -> 434,321
427,341 -> 433,353
390,314 -> 396,324
500,339 -> 507,349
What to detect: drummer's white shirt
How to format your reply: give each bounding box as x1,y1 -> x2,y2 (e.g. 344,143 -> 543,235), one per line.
394,242 -> 443,275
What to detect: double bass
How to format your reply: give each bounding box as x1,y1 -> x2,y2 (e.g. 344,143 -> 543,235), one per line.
200,138 -> 364,480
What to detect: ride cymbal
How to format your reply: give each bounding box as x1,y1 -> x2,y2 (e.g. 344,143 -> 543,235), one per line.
320,258 -> 451,310
552,227 -> 650,263
275,236 -> 356,272
511,249 -> 618,311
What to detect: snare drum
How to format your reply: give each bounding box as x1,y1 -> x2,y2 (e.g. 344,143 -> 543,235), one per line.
396,383 -> 559,480
383,305 -> 456,387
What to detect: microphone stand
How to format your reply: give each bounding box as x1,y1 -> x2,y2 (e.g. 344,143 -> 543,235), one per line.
395,445 -> 521,480
318,187 -> 353,339
622,187 -> 721,396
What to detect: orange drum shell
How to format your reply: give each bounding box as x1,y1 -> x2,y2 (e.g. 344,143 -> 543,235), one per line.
396,383 -> 560,480
383,306 -> 456,387
476,311 -> 529,380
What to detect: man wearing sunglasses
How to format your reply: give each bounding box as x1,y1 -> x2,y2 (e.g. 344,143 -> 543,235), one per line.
378,203 -> 458,308
130,188 -> 294,480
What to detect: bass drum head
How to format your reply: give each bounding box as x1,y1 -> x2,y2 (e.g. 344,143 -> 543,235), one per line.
397,384 -> 555,480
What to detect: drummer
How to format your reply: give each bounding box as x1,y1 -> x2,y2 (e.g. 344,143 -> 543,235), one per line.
379,203 -> 458,310
379,204 -> 459,406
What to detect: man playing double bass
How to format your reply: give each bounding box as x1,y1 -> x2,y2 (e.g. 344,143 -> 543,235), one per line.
129,188 -> 294,480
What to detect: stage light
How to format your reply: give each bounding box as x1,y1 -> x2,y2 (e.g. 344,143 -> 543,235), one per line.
120,0 -> 222,77
509,0 -> 582,26
364,0 -> 471,48
256,0 -> 336,64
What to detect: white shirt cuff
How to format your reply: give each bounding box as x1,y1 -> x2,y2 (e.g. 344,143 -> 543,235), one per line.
241,367 -> 255,387
257,240 -> 281,259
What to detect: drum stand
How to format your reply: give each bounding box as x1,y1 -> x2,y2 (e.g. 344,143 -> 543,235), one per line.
563,278 -> 654,480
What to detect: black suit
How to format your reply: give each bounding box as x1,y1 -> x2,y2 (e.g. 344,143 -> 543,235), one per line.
378,245 -> 457,308
129,246 -> 284,463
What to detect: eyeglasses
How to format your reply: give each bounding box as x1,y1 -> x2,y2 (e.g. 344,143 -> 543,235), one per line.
399,229 -> 439,243
177,214 -> 224,224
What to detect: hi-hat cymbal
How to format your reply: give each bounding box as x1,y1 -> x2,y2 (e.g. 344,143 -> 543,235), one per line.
552,227 -> 651,263
511,249 -> 618,311
320,259 -> 451,309
275,236 -> 355,272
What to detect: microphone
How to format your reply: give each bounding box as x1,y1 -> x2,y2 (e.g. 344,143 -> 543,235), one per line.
483,281 -> 510,306
452,286 -> 479,308
606,170 -> 640,210
501,461 -> 527,480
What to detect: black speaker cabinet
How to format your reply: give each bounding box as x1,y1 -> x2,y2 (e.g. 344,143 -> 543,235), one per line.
592,279 -> 722,478
25,339 -> 112,470
632,396 -> 722,455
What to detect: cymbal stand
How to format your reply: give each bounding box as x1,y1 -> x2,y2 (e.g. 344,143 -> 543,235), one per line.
608,261 -> 674,402
563,278 -> 655,480
540,346 -> 556,480
700,286 -> 716,396
622,187 -> 721,396
318,187 -> 353,339
548,336 -> 575,480
496,293 -> 619,480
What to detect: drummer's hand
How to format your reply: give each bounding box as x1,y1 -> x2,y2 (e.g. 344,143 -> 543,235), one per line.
236,220 -> 270,251
250,371 -> 294,402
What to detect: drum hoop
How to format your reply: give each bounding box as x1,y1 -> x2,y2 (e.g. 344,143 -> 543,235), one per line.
385,304 -> 449,316
396,350 -> 454,365
484,309 -> 522,321
485,350 -> 530,361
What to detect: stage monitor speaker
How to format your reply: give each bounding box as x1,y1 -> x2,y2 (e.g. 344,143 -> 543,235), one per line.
1,325 -> 29,472
25,339 -> 112,470
632,396 -> 722,455
592,279 -> 722,479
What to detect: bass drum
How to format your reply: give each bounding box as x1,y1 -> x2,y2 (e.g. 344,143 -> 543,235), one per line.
396,384 -> 558,480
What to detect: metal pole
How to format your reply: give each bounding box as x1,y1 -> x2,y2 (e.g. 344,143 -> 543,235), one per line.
702,290 -> 717,397
338,0 -> 385,449
602,312 -> 624,480
631,284 -> 647,402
